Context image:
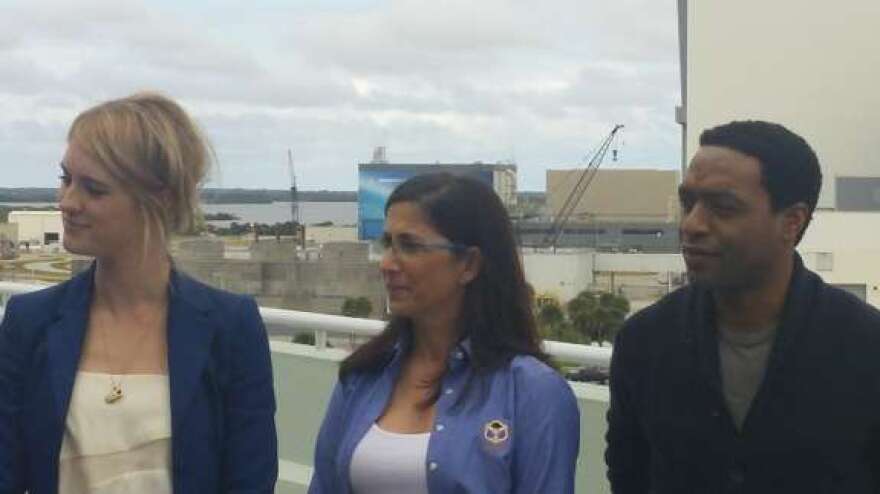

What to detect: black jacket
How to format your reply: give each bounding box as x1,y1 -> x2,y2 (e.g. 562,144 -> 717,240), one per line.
606,256 -> 880,493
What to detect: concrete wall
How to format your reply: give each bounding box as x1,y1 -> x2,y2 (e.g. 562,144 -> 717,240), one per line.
0,223 -> 18,244
522,251 -> 595,302
305,226 -> 357,245
8,211 -> 62,246
0,224 -> 18,259
522,251 -> 686,306
684,0 -> 880,208
546,169 -> 680,223
176,237 -> 225,259
175,240 -> 385,319
251,239 -> 299,262
799,211 -> 880,308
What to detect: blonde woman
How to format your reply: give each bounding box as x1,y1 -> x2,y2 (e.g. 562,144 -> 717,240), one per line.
0,93 -> 277,493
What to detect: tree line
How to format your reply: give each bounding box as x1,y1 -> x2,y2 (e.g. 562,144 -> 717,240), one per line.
535,290 -> 629,346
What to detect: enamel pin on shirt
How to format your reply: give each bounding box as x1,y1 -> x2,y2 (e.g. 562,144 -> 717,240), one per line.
483,419 -> 510,445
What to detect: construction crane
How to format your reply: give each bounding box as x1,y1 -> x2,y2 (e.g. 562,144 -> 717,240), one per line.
542,124 -> 624,250
287,149 -> 305,248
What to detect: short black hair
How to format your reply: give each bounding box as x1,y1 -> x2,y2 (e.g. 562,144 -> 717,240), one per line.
699,120 -> 822,241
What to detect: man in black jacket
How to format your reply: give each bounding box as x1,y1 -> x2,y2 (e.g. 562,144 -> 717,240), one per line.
606,120 -> 880,493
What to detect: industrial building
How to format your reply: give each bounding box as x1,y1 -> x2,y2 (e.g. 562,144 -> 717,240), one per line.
546,169 -> 680,224
358,161 -> 516,240
528,168 -> 681,252
515,220 -> 679,253
7,210 -> 63,247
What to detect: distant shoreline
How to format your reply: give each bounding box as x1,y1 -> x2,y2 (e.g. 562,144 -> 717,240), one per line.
0,188 -> 545,204
0,188 -> 358,204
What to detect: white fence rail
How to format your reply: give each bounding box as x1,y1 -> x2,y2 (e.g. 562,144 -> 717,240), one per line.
1,282 -> 612,367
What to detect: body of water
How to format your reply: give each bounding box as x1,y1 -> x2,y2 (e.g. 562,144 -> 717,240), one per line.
1,202 -> 358,226
0,202 -> 58,208
202,202 -> 357,226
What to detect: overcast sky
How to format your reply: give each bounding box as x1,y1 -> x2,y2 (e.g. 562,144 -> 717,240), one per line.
0,0 -> 681,191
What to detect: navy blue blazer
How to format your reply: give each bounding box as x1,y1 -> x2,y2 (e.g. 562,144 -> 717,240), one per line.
0,266 -> 278,493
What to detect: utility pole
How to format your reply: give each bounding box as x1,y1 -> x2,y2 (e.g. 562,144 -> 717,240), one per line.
288,149 -> 304,248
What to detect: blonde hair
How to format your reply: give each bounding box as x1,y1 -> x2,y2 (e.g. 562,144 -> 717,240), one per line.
68,92 -> 212,248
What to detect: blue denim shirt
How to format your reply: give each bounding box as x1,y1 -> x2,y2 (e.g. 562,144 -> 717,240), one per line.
308,340 -> 580,493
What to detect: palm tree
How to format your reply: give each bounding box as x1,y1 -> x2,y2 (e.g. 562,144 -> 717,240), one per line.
341,296 -> 372,318
535,294 -> 567,340
566,290 -> 630,346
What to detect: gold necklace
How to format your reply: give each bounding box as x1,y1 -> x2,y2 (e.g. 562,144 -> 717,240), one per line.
105,375 -> 123,404
97,318 -> 161,405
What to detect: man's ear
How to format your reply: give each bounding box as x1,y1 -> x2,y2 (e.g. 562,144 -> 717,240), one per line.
781,202 -> 810,244
459,247 -> 483,285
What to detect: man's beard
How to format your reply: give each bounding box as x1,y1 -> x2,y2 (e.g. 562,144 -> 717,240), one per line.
685,254 -> 767,292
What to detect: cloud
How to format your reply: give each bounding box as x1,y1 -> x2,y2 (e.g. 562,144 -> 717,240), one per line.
0,0 -> 681,190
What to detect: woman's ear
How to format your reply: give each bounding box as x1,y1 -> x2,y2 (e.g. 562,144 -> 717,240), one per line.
459,247 -> 483,284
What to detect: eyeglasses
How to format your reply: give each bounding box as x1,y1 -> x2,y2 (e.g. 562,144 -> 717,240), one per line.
379,233 -> 467,259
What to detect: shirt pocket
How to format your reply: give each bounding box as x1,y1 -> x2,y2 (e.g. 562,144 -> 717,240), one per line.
451,416 -> 513,492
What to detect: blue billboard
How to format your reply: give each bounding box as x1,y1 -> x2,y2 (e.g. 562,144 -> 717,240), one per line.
358,165 -> 496,240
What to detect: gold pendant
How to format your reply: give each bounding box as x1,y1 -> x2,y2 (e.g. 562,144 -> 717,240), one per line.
105,382 -> 123,404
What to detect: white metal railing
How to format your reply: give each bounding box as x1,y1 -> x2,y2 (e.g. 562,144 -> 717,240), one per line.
0,281 -> 49,308
1,282 -> 612,367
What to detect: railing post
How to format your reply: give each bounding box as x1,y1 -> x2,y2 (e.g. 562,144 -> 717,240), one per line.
315,330 -> 327,350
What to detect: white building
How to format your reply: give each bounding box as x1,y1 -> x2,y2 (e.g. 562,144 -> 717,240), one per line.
522,250 -> 686,314
522,251 -> 596,303
799,212 -> 880,306
8,211 -> 63,247
678,0 -> 880,209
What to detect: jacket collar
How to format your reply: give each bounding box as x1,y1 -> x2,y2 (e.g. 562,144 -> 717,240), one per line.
46,266 -> 93,425
688,252 -> 817,394
51,261 -> 213,316
47,262 -> 217,435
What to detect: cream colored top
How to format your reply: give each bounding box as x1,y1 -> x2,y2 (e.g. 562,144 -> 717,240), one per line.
59,372 -> 172,494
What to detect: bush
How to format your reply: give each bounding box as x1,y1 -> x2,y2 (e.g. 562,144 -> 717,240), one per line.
293,332 -> 316,345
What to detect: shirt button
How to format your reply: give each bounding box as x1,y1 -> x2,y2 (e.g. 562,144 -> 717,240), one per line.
428,461 -> 438,471
435,424 -> 445,432
454,351 -> 464,359
444,388 -> 454,395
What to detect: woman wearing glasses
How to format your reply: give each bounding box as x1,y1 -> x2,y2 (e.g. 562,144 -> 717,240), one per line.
0,92 -> 277,493
309,173 -> 579,493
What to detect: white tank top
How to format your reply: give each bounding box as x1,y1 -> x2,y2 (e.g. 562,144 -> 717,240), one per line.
349,423 -> 431,494
59,372 -> 172,494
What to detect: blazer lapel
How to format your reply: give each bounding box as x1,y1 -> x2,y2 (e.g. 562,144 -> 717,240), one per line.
45,266 -> 218,436
166,270 -> 216,436
46,267 -> 93,425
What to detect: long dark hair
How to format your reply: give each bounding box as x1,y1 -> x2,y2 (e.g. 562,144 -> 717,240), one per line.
340,172 -> 550,383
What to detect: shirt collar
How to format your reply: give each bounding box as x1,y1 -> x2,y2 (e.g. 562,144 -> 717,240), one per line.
388,335 -> 472,367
